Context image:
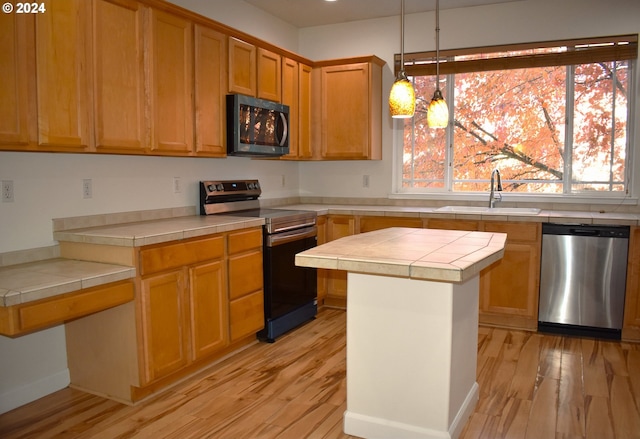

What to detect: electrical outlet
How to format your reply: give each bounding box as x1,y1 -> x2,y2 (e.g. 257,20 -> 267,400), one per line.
82,179 -> 92,199
363,175 -> 370,188
2,180 -> 14,202
173,177 -> 181,194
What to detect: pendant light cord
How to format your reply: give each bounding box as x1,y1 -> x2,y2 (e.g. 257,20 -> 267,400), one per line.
435,0 -> 440,88
400,0 -> 405,77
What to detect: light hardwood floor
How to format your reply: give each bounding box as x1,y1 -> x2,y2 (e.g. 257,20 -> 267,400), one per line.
1,309 -> 639,439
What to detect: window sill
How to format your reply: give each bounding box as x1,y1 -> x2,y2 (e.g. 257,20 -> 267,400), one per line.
389,191 -> 638,207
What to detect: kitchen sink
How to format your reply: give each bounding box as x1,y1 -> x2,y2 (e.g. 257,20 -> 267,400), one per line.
435,206 -> 541,215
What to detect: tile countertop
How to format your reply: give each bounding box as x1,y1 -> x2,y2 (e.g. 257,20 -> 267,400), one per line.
0,259 -> 135,307
53,215 -> 265,247
296,227 -> 507,283
2,215 -> 265,307
281,204 -> 640,225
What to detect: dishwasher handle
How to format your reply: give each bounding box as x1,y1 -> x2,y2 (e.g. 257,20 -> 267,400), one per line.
542,222 -> 630,238
569,228 -> 600,237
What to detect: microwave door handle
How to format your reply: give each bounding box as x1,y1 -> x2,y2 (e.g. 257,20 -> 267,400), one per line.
276,112 -> 288,147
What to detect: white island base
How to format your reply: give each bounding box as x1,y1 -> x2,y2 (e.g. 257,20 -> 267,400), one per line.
344,272 -> 479,439
295,228 -> 507,439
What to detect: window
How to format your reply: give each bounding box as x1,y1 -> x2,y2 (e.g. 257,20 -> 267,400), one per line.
397,35 -> 637,196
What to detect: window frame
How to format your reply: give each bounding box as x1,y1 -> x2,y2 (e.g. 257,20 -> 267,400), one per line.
392,35 -> 638,204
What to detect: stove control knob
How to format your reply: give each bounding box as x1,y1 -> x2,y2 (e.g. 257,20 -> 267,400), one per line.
254,182 -> 260,189
248,182 -> 255,190
217,183 -> 224,191
208,184 -> 216,192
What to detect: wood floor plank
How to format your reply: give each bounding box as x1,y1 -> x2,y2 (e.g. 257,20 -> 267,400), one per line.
508,334 -> 540,400
557,353 -> 585,439
525,375 -> 558,439
497,397 -> 531,439
585,396 -> 615,439
609,375 -> 640,439
582,338 -> 610,398
1,309 -> 638,439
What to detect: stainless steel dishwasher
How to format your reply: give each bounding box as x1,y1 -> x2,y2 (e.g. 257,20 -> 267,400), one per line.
538,223 -> 629,339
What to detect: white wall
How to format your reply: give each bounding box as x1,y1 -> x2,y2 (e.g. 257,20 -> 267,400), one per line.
298,0 -> 640,202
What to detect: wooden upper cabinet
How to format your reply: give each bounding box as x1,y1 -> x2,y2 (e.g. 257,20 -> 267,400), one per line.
36,0 -> 91,150
281,57 -> 299,158
93,0 -> 146,153
194,25 -> 227,157
316,58 -> 383,160
228,37 -> 256,96
0,13 -> 32,147
257,48 -> 281,102
282,59 -> 313,160
149,9 -> 193,154
298,63 -> 313,159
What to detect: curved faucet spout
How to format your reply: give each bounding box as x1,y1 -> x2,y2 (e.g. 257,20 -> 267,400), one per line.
489,169 -> 503,208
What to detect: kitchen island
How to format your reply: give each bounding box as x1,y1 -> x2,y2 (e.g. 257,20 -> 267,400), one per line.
296,227 -> 507,439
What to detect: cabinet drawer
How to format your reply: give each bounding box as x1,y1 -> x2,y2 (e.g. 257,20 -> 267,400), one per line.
229,290 -> 264,341
140,236 -> 224,276
228,250 -> 263,299
228,228 -> 262,254
0,280 -> 134,336
482,221 -> 540,242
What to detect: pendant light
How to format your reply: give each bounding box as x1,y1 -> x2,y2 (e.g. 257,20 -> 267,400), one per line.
389,0 -> 415,118
427,0 -> 448,128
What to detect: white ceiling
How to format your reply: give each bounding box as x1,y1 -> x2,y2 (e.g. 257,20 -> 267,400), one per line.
244,0 -> 520,28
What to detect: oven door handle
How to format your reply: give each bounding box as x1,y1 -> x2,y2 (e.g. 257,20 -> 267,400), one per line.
271,220 -> 317,234
267,226 -> 317,247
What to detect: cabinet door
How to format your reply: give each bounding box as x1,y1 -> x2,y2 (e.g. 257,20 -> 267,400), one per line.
281,57 -> 299,158
479,222 -> 541,330
189,260 -> 228,360
36,0 -> 91,150
316,215 -> 328,305
139,271 -> 188,383
298,63 -> 313,159
360,216 -> 424,233
0,13 -> 31,147
149,9 -> 193,154
93,0 -> 146,152
228,37 -> 256,96
194,25 -> 226,157
257,48 -> 281,102
426,218 -> 480,231
623,227 -> 640,341
325,215 -> 356,305
320,63 -> 371,159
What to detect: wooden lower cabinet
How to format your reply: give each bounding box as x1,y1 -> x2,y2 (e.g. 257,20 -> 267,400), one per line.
323,215 -> 357,308
139,270 -> 188,383
479,222 -> 541,331
189,260 -> 228,360
64,228 -> 264,403
623,226 -> 640,341
227,228 -> 265,341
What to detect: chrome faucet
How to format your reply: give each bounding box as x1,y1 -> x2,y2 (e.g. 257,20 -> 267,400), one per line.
489,168 -> 503,208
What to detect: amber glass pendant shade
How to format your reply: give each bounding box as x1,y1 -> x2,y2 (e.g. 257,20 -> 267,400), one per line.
389,75 -> 415,118
427,89 -> 448,128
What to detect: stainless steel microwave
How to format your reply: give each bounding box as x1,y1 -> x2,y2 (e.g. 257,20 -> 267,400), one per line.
226,94 -> 290,157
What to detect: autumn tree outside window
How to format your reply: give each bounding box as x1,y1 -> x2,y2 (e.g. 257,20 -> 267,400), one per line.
396,35 -> 637,196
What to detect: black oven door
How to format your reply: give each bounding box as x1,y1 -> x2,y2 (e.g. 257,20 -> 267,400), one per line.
262,226 -> 317,337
